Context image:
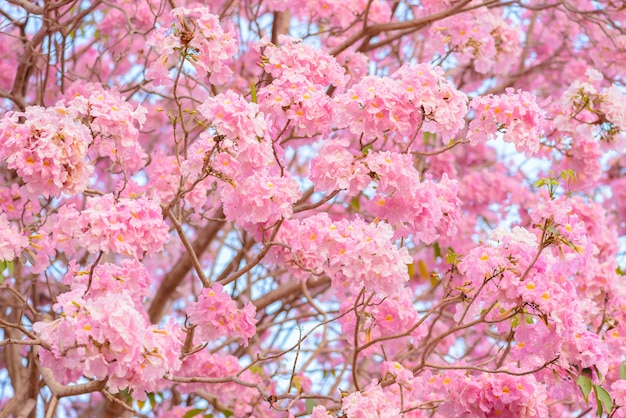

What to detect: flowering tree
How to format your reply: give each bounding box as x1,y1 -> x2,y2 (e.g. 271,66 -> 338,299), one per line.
1,0 -> 626,417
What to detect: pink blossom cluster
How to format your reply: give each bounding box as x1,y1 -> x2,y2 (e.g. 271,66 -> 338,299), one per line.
143,147 -> 215,212
275,213 -> 413,297
262,36 -> 346,88
34,289 -> 183,399
456,205 -> 610,378
0,105 -> 93,198
613,176 -> 626,235
422,369 -> 549,417
220,167 -> 301,227
61,82 -> 148,173
186,283 -> 257,345
468,88 -> 545,155
258,35 -> 347,136
364,151 -> 462,242
457,226 -> 539,296
341,380 -> 401,417
63,259 -> 152,306
57,194 -> 169,259
147,7 -> 237,85
309,138 -> 371,196
339,291 -> 421,354
335,64 -> 467,144
198,90 -> 267,141
429,7 -> 522,74
0,213 -> 27,261
144,150 -> 183,204
188,91 -> 301,227
0,184 -> 40,222
556,69 -> 626,143
265,0 -> 391,28
178,351 -> 269,417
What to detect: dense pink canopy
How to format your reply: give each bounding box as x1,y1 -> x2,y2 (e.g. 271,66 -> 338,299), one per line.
1,1 -> 626,417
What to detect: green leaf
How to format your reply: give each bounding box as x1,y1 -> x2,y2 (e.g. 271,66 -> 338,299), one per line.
417,260 -> 429,279
147,392 -> 157,409
560,168 -> 576,180
182,408 -> 206,418
593,365 -> 603,382
445,248 -> 458,265
222,410 -> 234,418
429,273 -> 440,288
305,399 -> 315,414
423,131 -> 436,146
350,196 -> 361,212
407,262 -> 415,278
293,375 -> 302,393
361,143 -> 373,156
0,260 -> 6,273
249,364 -> 263,376
577,375 -> 592,404
511,316 -> 519,328
137,399 -> 145,410
433,242 -> 441,259
250,81 -> 258,104
6,260 -> 13,276
620,363 -> 626,380
593,384 -> 612,415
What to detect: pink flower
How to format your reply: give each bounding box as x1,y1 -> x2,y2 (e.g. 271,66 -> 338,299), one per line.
198,90 -> 267,141
62,82 -> 148,174
186,283 -> 258,346
0,105 -> 93,198
309,138 -> 370,196
468,88 -> 545,155
335,64 -> 467,145
57,194 -> 170,259
34,291 -> 183,398
63,259 -> 152,305
149,7 -> 237,85
0,213 -> 27,260
342,381 -> 401,417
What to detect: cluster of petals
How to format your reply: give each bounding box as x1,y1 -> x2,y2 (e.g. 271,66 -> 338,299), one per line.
266,0 -> 391,28
61,82 -> 148,173
147,7 -> 237,85
0,104 -> 92,198
57,194 -> 169,259
178,351 -> 268,417
34,289 -> 183,399
457,225 -> 539,295
191,91 -> 301,228
274,213 -> 412,297
198,90 -> 266,141
556,69 -> 626,142
262,36 -> 346,88
63,259 -> 152,307
309,138 -> 371,196
457,212 -> 610,378
0,184 -> 41,223
335,64 -> 467,144
0,213 -> 28,261
258,35 -> 346,136
424,369 -> 549,417
341,381 -> 401,417
186,283 -> 257,346
364,151 -> 462,242
468,88 -> 545,155
429,7 -> 522,75
339,292 -> 420,353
